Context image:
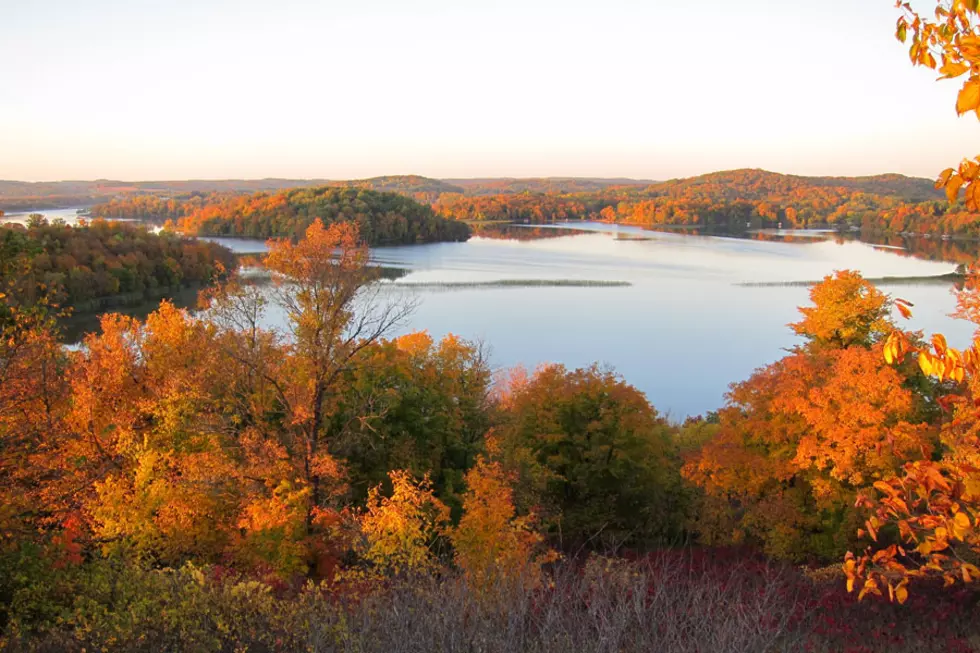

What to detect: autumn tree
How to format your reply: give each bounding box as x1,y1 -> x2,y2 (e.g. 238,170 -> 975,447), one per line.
494,364 -> 686,550
846,281 -> 980,598
263,219 -> 416,527
63,305 -> 249,565
790,270 -> 892,349
451,452 -> 552,588
329,331 -> 492,514
0,310 -> 68,540
686,272 -> 936,561
353,470 -> 450,577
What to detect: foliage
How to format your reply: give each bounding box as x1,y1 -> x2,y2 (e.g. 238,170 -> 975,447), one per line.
10,551 -> 980,653
494,364 -> 687,550
790,270 -> 893,348
896,0 -> 980,208
88,193 -> 214,221
841,0 -> 980,603
846,280 -> 980,600
174,185 -> 471,245
330,331 -> 493,514
685,271 -> 936,562
354,471 -> 450,577
0,218 -> 235,314
451,454 -> 553,588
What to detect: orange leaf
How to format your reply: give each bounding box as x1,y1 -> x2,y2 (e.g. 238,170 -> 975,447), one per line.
956,78 -> 980,115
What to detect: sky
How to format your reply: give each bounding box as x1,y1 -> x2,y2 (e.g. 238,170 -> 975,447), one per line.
2,0 -> 978,181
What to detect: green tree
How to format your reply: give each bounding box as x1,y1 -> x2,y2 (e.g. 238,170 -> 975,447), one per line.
495,364 -> 685,550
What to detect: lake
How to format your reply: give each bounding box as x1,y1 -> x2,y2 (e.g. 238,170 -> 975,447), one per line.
1,207 -> 92,225
202,222 -> 978,420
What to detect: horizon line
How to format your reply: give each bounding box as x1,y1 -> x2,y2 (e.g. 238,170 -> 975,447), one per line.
0,168 -> 934,185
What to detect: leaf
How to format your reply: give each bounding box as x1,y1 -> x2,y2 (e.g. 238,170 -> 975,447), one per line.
933,333 -> 948,354
937,168 -> 956,188
897,303 -> 913,319
884,339 -> 897,364
953,511 -> 971,538
947,174 -> 966,202
897,20 -> 908,43
958,80 -> 980,116
896,584 -> 909,604
941,61 -> 970,78
919,352 -> 935,376
966,181 -> 980,211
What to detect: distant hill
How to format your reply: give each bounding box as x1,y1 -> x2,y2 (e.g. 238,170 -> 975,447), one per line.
0,179 -> 330,212
444,177 -> 656,195
0,171 -> 942,214
428,168 -> 973,237
647,169 -> 942,203
330,175 -> 464,197
7,170 -> 961,238
583,168 -> 967,235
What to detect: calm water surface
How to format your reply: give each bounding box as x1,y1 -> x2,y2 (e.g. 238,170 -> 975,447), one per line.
206,222 -> 978,419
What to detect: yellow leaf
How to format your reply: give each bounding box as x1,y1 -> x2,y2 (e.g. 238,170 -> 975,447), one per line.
919,352 -> 935,376
969,181 -> 980,211
937,168 -> 956,188
961,159 -> 980,181
896,584 -> 909,604
962,563 -> 980,582
933,333 -> 948,354
956,79 -> 980,115
947,174 -> 966,202
954,511 -> 971,537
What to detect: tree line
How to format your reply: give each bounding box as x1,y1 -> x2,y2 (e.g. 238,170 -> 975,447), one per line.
0,217 -> 235,316
171,186 -> 471,245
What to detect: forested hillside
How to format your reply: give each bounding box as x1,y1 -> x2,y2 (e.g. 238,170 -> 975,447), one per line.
428,169 -> 970,235
40,169 -> 980,239
590,169 -> 960,233
172,186 -> 471,244
0,218 -> 235,314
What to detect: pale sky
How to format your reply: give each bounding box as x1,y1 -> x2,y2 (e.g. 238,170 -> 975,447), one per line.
2,0 -> 978,181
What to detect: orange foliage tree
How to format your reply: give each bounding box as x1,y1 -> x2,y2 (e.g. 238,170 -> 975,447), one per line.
685,272 -> 936,562
263,219 -> 416,529
451,451 -> 552,587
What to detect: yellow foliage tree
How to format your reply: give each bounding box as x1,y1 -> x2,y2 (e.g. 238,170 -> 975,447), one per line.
790,270 -> 892,349
356,470 -> 450,577
452,453 -> 552,588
